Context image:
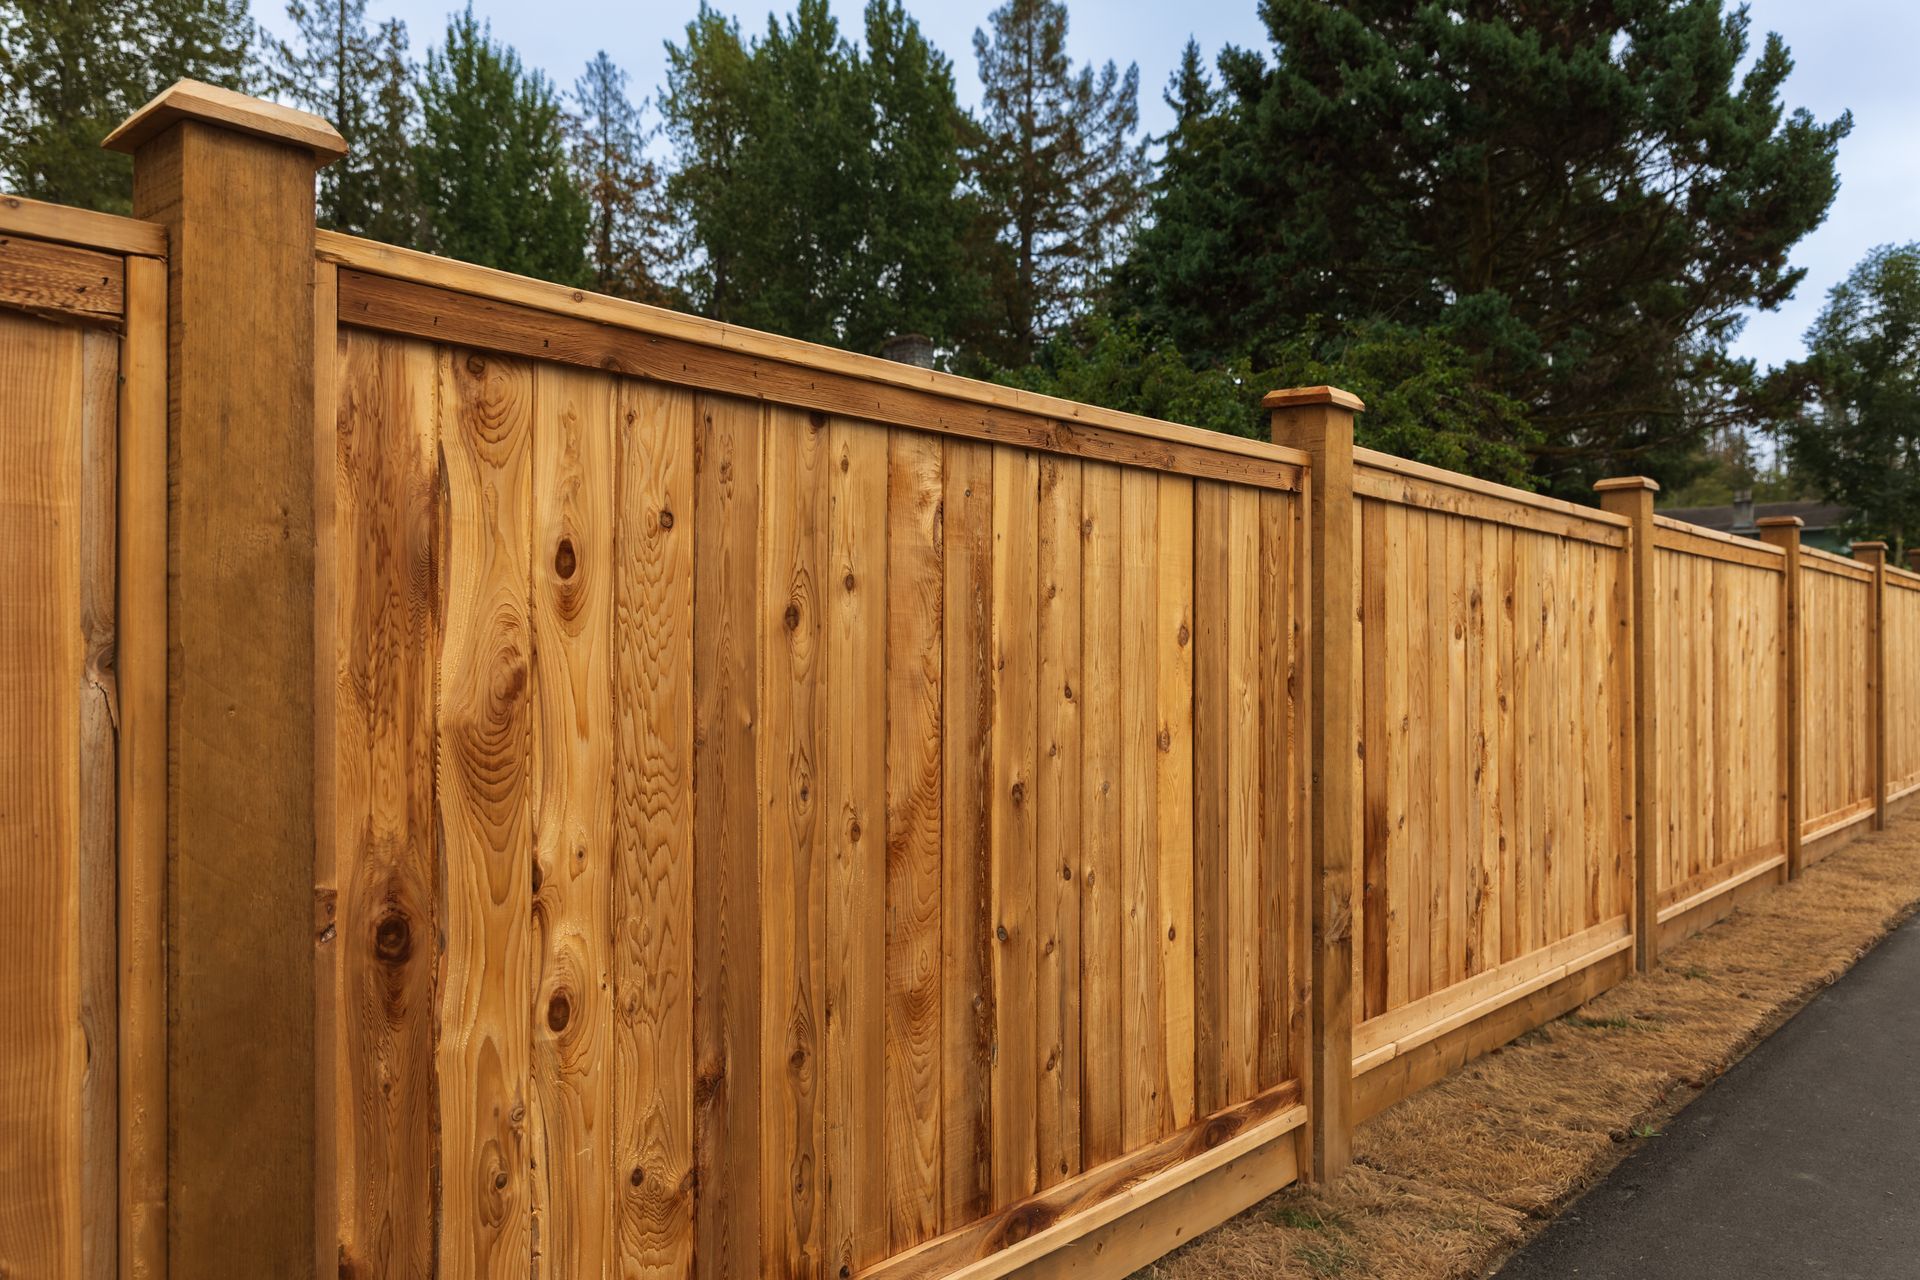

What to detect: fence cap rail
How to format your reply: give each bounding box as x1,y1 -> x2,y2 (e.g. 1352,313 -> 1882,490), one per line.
104,79 -> 346,165
1262,385 -> 1366,412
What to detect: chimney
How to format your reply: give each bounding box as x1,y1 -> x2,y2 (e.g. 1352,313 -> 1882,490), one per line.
1732,488 -> 1755,534
878,333 -> 935,369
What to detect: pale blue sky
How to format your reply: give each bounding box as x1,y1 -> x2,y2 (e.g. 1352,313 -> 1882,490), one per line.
251,0 -> 1920,373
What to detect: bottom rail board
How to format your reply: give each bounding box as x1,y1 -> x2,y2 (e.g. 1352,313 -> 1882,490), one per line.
1354,949 -> 1633,1123
1655,863 -> 1785,956
862,1086 -> 1305,1280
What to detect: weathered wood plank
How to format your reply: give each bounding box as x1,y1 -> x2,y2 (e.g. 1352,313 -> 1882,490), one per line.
0,235 -> 125,318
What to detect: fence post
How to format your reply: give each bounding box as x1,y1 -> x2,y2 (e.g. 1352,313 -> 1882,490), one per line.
1852,541 -> 1889,830
1908,548 -> 1920,574
1594,477 -> 1659,972
1263,385 -> 1362,1181
103,81 -> 342,1277
1759,517 -> 1805,877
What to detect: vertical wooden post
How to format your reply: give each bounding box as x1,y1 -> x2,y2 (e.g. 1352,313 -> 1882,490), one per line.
1594,477 -> 1659,972
1852,541 -> 1889,829
1758,517 -> 1805,877
104,80 -> 343,1278
1263,384 -> 1361,1181
1907,548 -> 1920,575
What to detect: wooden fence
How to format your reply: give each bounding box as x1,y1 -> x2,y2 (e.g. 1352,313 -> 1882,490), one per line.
1,81 -> 1916,1280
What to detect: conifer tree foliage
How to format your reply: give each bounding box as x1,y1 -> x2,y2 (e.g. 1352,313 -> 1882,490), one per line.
571,51 -> 672,303
269,0 -> 420,243
1121,1 -> 1851,494
415,5 -> 588,283
662,0 -> 972,353
1783,244 -> 1920,550
0,0 -> 255,213
966,0 -> 1149,367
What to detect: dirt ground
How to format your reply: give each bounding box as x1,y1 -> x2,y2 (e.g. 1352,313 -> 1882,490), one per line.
1143,815 -> 1920,1280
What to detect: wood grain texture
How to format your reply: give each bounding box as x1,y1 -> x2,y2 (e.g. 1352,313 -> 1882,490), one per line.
990,447 -> 1041,1208
941,438 -> 995,1232
1035,456 -> 1084,1191
436,347 -> 535,1279
0,309 -> 85,1279
612,379 -> 695,1277
1117,466 -> 1163,1154
1076,463 -> 1124,1171
331,331 -> 440,1280
118,253 -> 168,1280
692,393 -> 764,1279
0,234 -> 125,318
530,363 -> 616,1277
762,406 -> 830,1280
884,429 -> 945,1253
826,417 -> 890,1275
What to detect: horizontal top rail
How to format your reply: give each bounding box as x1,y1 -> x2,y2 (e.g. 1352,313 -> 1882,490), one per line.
1801,543 -> 1875,580
319,229 -> 1312,485
1887,565 -> 1920,591
1354,445 -> 1629,546
1,193 -> 167,258
1650,514 -> 1784,571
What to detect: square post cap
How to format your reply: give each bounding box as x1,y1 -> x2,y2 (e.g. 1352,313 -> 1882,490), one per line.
104,80 -> 346,166
1851,540 -> 1889,551
1755,515 -> 1804,529
1592,476 -> 1661,494
1851,540 -> 1889,560
1261,385 -> 1365,413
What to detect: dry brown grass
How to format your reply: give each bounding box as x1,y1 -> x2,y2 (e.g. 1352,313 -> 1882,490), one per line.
1143,815 -> 1920,1280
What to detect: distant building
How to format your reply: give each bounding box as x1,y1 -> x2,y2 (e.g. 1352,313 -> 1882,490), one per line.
1661,489 -> 1854,554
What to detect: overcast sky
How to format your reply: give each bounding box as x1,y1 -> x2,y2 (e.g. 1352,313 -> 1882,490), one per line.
251,0 -> 1920,373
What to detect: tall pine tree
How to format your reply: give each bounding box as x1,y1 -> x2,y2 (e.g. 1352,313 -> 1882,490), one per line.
0,0 -> 254,213
966,0 -> 1149,367
1122,1 -> 1850,494
415,6 -> 587,283
663,0 -> 973,353
269,0 -> 420,243
570,52 -> 671,303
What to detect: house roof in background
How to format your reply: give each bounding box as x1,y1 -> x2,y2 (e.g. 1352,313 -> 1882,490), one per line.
1661,500 -> 1851,534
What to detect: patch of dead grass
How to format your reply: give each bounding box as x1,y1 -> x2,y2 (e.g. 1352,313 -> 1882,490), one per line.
1140,816 -> 1920,1279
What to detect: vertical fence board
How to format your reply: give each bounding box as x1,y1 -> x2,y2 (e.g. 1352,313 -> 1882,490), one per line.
940,438 -> 994,1231
437,348 -> 536,1280
1036,456 -> 1084,1190
1118,467 -> 1162,1153
530,363 -> 616,1279
0,312 -> 84,1279
1077,462 -> 1124,1169
762,407 -> 829,1280
1155,474 -> 1197,1137
331,331 -> 439,1278
613,381 -> 695,1278
883,429 -> 945,1253
691,393 -> 763,1280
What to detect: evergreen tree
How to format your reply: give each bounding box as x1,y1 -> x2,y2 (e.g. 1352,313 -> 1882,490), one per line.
269,0 -> 420,243
663,0 -> 973,352
1783,244 -> 1920,550
415,6 -> 587,284
0,0 -> 255,213
1122,2 -> 1849,494
570,51 -> 671,303
966,0 -> 1149,366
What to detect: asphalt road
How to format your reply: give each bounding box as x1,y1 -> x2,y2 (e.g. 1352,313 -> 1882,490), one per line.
1494,912 -> 1920,1280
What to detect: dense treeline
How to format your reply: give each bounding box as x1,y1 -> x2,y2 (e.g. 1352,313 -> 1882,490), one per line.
3,0 -> 1896,508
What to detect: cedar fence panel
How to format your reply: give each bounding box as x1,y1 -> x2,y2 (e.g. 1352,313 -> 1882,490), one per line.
1799,547 -> 1877,857
1883,566 -> 1920,802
